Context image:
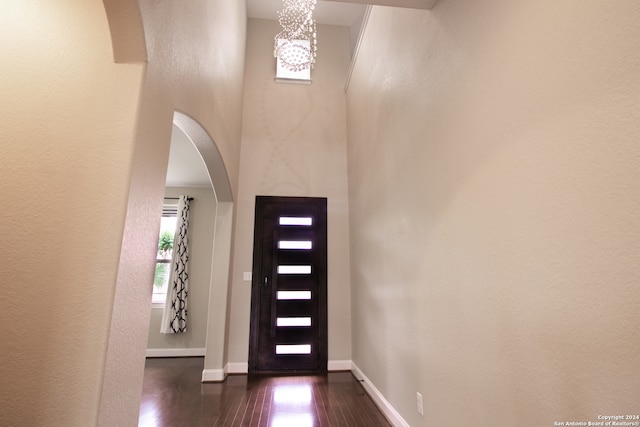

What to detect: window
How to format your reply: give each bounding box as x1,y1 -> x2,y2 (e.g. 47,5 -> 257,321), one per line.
275,39 -> 312,83
152,203 -> 178,304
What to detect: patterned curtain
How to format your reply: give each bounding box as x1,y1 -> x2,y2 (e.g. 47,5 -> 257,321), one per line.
160,195 -> 190,334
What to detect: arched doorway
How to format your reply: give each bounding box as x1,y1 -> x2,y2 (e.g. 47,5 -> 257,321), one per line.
172,112 -> 234,381
99,4 -> 238,425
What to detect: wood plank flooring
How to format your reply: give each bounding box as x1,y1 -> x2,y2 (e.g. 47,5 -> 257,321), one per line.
139,357 -> 392,427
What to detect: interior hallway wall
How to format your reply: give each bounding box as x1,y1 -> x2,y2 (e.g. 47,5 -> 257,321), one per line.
99,0 -> 245,424
346,1 -> 640,426
0,1 -> 143,425
226,19 -> 353,369
0,0 -> 246,425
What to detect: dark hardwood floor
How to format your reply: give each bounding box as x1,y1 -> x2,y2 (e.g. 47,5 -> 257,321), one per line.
139,357 -> 392,427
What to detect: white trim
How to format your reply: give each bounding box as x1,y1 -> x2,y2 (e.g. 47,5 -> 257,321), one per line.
145,347 -> 205,358
351,363 -> 409,427
274,77 -> 312,85
328,359 -> 352,371
226,362 -> 249,374
201,368 -> 226,382
344,5 -> 372,93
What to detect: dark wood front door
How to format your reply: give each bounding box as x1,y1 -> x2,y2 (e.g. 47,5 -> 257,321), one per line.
249,196 -> 327,373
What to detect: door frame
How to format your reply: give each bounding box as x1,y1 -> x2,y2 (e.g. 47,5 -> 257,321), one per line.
248,195 -> 328,374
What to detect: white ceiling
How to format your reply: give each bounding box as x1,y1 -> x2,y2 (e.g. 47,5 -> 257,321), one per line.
247,0 -> 367,27
246,0 -> 436,24
165,125 -> 210,188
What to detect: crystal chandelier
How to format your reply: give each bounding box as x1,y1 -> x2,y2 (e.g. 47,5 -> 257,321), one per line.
274,0 -> 317,72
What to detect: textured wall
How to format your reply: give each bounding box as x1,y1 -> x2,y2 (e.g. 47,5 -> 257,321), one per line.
0,1 -> 143,425
227,19 -> 353,367
0,0 -> 246,425
99,0 -> 245,425
347,1 -> 640,426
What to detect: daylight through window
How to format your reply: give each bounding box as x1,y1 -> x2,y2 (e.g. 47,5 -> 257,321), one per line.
275,39 -> 312,82
152,203 -> 178,304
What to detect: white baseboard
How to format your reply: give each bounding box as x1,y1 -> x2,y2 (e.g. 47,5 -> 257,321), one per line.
351,363 -> 409,427
226,362 -> 249,374
202,368 -> 226,382
328,360 -> 352,371
146,347 -> 205,358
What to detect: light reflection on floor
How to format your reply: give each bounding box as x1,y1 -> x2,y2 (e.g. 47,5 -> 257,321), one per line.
273,384 -> 312,404
271,413 -> 314,427
138,403 -> 160,427
271,384 -> 314,427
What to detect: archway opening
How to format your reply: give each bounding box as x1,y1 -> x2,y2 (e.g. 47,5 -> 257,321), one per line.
170,112 -> 234,382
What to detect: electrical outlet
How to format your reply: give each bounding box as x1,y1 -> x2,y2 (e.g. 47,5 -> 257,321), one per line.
416,392 -> 424,416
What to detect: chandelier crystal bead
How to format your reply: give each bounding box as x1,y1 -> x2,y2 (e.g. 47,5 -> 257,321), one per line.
274,0 -> 317,72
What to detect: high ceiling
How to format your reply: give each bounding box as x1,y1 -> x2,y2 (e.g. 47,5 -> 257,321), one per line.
247,0 -> 436,25
246,0 -> 367,27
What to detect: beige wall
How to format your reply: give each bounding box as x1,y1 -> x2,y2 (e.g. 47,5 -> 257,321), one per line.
347,2 -> 640,426
0,0 -> 144,425
227,19 -> 353,367
0,1 -> 143,426
100,0 -> 245,424
0,0 -> 245,425
147,186 -> 216,352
